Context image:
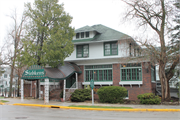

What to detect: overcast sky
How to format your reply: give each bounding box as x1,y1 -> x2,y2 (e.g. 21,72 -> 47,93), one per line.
0,0 -> 145,47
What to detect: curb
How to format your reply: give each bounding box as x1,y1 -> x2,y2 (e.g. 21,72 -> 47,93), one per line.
13,103 -> 180,112
0,102 -> 5,105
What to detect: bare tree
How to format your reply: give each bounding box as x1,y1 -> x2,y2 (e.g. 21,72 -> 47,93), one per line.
121,0 -> 179,101
1,9 -> 27,97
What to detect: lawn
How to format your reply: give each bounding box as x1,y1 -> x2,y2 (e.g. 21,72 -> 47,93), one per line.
69,105 -> 133,109
0,100 -> 9,103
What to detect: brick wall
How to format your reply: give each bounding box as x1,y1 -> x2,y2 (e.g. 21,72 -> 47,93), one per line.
113,64 -> 120,86
124,62 -> 153,100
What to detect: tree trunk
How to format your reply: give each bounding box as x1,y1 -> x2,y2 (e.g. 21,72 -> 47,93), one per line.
17,77 -> 20,97
9,65 -> 14,97
165,80 -> 170,100
159,63 -> 165,101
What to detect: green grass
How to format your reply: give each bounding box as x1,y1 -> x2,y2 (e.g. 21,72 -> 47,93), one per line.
69,105 -> 133,109
0,100 -> 9,103
0,97 -> 4,99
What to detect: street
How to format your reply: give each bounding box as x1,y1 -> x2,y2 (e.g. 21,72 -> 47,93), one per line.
0,105 -> 179,120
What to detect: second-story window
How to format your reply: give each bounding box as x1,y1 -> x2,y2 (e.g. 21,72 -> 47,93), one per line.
77,45 -> 89,58
4,74 -> 7,78
104,42 -> 118,56
129,43 -> 132,56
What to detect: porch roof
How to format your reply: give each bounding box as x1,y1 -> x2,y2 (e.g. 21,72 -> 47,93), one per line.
21,62 -> 81,81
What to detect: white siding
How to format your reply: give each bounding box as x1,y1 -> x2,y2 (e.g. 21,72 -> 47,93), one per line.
65,40 -> 131,61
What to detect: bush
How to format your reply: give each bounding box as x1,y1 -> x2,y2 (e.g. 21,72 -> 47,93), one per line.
97,86 -> 127,103
137,93 -> 161,104
60,91 -> 63,98
71,89 -> 91,102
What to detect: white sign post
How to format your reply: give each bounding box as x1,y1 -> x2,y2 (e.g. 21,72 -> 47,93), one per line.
44,79 -> 49,104
21,79 -> 24,102
90,79 -> 94,106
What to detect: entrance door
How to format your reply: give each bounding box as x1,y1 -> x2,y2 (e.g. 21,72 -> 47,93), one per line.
66,74 -> 76,88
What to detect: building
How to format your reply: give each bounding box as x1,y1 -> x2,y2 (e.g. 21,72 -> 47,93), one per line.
22,24 -> 156,101
0,67 -> 16,97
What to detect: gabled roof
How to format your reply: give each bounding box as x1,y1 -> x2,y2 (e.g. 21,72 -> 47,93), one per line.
73,24 -> 132,43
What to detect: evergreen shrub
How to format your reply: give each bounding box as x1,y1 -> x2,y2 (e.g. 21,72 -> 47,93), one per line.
71,89 -> 91,102
97,86 -> 127,103
137,93 -> 161,104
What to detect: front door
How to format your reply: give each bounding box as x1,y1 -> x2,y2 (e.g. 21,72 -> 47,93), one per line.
66,74 -> 76,88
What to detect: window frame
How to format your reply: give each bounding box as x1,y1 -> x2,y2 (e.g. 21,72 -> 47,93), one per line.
84,65 -> 113,82
121,63 -> 142,81
85,32 -> 89,38
104,42 -> 118,56
4,74 -> 7,78
76,44 -> 89,58
76,33 -> 79,39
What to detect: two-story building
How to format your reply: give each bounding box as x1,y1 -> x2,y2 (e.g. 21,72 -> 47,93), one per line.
64,24 -> 156,100
22,24 -> 156,101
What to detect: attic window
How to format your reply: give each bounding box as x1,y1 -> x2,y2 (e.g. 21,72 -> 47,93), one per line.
76,33 -> 79,39
76,32 -> 89,39
81,32 -> 84,38
86,32 -> 89,37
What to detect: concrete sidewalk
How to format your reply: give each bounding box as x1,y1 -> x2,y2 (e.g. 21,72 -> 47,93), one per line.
1,97 -> 180,112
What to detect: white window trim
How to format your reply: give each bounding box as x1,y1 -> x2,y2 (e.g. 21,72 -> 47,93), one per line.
119,81 -> 143,88
82,81 -> 113,86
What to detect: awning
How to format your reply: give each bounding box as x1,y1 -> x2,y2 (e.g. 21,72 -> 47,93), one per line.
21,62 -> 82,81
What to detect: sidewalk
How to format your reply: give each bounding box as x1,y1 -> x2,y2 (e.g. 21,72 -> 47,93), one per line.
1,97 -> 180,112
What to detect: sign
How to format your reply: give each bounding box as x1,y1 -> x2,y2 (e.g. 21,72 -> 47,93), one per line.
24,69 -> 45,76
90,79 -> 94,89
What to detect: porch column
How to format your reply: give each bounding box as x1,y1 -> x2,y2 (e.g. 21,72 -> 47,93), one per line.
63,79 -> 66,101
39,80 -> 41,99
75,72 -> 78,89
21,79 -> 24,102
44,78 -> 49,104
30,81 -> 32,97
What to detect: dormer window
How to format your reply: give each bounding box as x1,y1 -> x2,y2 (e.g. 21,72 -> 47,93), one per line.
75,32 -> 90,39
76,33 -> 79,39
85,32 -> 89,37
81,32 -> 84,38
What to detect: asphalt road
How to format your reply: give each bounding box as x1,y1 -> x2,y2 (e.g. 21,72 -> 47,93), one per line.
0,105 -> 180,120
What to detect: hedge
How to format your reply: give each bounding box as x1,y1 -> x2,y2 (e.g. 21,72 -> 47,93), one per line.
97,86 -> 127,103
137,93 -> 161,104
71,89 -> 91,102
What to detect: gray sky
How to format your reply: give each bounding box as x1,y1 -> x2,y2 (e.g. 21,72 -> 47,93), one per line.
0,0 -> 142,47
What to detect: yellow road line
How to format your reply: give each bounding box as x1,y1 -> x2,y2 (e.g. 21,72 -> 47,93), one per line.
12,103 -> 180,112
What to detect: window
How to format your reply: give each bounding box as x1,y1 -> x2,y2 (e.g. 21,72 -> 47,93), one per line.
121,63 -> 142,81
4,74 -> 7,78
76,32 -> 90,39
85,32 -> 89,37
151,66 -> 155,82
85,65 -> 112,82
81,32 -> 84,38
104,42 -> 118,56
76,33 -> 79,39
77,45 -> 89,58
129,43 -> 132,56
